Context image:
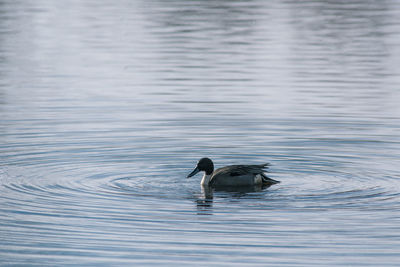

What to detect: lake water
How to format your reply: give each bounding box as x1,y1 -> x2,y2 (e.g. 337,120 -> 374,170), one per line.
1,0 -> 400,266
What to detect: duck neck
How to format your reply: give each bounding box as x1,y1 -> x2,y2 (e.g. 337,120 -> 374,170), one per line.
201,173 -> 212,185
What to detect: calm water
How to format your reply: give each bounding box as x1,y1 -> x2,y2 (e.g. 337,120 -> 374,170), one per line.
1,0 -> 400,266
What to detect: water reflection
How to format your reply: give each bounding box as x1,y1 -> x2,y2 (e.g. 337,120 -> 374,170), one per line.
196,199 -> 213,216
195,183 -> 279,215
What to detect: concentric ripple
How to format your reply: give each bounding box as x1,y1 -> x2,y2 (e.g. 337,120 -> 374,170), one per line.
2,156 -> 399,213
1,152 -> 400,266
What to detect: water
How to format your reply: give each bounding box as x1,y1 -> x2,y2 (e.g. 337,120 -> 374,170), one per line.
1,0 -> 400,265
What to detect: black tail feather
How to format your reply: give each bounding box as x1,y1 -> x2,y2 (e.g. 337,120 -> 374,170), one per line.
261,172 -> 280,185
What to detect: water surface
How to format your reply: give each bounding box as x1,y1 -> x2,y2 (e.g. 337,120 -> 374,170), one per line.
1,0 -> 400,266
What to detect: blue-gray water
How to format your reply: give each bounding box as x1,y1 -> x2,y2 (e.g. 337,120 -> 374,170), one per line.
1,0 -> 400,266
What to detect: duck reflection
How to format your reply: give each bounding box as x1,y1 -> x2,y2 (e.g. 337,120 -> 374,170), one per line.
195,185 -> 213,215
195,183 -> 275,215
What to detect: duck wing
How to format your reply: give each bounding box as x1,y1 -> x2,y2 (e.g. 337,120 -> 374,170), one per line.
209,163 -> 271,186
215,163 -> 270,176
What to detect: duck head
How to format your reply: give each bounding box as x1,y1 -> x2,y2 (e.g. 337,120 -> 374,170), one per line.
187,158 -> 214,178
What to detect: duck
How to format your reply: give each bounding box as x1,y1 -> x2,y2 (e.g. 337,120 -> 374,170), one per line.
187,157 -> 279,187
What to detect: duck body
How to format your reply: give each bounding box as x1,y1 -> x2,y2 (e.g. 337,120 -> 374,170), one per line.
187,158 -> 279,187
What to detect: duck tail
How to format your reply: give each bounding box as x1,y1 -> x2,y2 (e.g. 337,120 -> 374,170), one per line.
261,172 -> 280,185
259,163 -> 270,170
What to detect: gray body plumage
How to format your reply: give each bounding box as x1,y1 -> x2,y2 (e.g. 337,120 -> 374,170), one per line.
210,163 -> 274,187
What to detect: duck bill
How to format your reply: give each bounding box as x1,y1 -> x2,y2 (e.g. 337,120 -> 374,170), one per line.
187,167 -> 200,178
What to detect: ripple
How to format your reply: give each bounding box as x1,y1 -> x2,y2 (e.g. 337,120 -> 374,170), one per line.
1,154 -> 400,266
2,159 -> 400,212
